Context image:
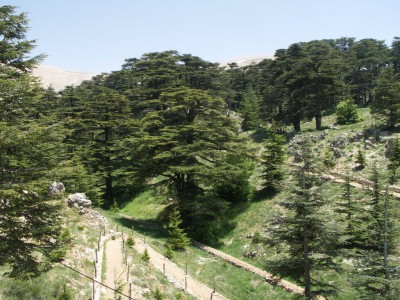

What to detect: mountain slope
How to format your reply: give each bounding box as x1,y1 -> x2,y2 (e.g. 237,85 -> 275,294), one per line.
32,65 -> 96,91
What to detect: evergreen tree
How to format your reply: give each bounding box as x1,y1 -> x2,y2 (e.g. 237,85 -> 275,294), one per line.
262,133 -> 286,191
371,67 -> 400,129
267,142 -> 335,298
336,99 -> 359,124
137,87 -> 243,198
388,138 -> 400,183
165,207 -> 190,251
0,5 -> 68,277
239,88 -> 261,131
356,148 -> 366,169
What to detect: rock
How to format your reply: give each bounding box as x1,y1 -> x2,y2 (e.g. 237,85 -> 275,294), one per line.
293,150 -> 303,162
66,193 -> 92,213
385,139 -> 395,158
330,134 -> 348,149
67,193 -> 92,208
364,138 -> 374,150
332,147 -> 342,158
351,130 -> 365,142
48,181 -> 65,196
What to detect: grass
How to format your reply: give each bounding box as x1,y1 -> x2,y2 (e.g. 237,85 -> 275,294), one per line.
100,105 -> 399,299
119,189 -> 169,220
102,208 -> 298,300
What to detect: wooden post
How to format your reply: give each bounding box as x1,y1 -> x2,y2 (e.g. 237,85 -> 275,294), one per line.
185,276 -> 187,290
129,283 -> 132,300
94,259 -> 97,278
125,250 -> 128,266
163,263 -> 165,274
122,236 -> 125,249
95,248 -> 98,263
127,265 -> 130,282
92,280 -> 95,300
185,262 -> 188,275
213,276 -> 216,293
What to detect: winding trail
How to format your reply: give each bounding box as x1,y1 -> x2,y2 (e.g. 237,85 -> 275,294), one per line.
104,237 -> 128,299
101,231 -> 225,300
133,237 -> 226,300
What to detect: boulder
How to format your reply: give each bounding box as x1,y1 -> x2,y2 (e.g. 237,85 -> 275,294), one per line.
66,193 -> 92,209
48,181 -> 65,196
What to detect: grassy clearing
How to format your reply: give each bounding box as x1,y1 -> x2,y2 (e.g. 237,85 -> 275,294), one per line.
119,189 -> 169,220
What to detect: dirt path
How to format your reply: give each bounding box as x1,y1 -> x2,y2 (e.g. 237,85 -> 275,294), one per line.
104,236 -> 128,299
133,238 -> 226,300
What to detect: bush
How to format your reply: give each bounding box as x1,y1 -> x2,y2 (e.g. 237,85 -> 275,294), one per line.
126,235 -> 135,247
141,248 -> 150,263
164,244 -> 174,259
336,99 -> 359,124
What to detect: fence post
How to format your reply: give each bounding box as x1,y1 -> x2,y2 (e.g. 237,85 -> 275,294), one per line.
129,282 -> 132,300
95,248 -> 98,263
163,263 -> 165,274
92,280 -> 95,300
213,276 -> 216,293
127,265 -> 130,282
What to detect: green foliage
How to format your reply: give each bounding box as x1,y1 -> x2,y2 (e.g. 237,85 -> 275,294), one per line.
388,139 -> 400,179
49,229 -> 72,262
213,155 -> 254,203
336,99 -> 360,124
141,248 -> 150,263
54,285 -> 73,300
266,143 -> 337,298
166,207 -> 190,251
126,235 -> 135,247
153,288 -> 164,300
262,133 -> 286,190
0,5 -> 44,73
356,148 -> 366,169
110,199 -> 120,212
371,67 -> 400,128
164,244 -> 174,259
239,88 -> 261,131
323,147 -> 336,169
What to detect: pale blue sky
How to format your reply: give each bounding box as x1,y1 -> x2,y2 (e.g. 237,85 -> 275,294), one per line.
10,0 -> 400,73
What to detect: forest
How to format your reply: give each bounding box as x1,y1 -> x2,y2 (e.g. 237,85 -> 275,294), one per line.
1,4 -> 400,300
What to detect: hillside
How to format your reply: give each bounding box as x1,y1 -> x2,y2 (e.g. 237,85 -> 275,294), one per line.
32,65 -> 96,91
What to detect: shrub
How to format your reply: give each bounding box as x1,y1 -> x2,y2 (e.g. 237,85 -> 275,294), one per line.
336,99 -> 359,124
153,288 -> 164,300
164,244 -> 174,259
141,248 -> 150,263
165,207 -> 190,251
126,235 -> 135,247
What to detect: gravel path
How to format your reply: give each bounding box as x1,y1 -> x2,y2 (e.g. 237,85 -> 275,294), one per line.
133,238 -> 226,300
104,237 -> 128,299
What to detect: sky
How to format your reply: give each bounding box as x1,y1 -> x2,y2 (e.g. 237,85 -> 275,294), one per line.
10,0 -> 400,74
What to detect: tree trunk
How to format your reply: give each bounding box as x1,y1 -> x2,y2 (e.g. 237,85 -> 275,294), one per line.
292,114 -> 301,132
315,113 -> 322,130
384,193 -> 389,285
105,173 -> 113,206
304,223 -> 311,299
